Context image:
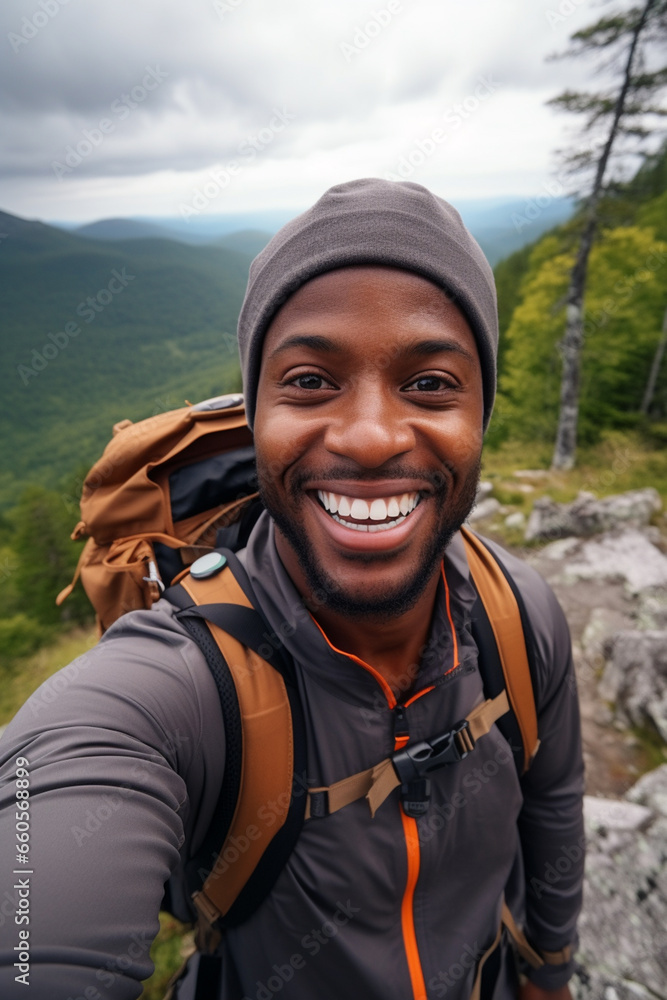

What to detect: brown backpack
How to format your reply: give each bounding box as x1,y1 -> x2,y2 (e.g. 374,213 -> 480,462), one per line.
57,393 -> 258,632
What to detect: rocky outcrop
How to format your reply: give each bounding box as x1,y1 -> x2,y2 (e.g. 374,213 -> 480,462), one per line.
599,630 -> 667,741
468,481 -> 501,523
525,488 -> 661,543
538,529 -> 667,594
572,765 -> 667,999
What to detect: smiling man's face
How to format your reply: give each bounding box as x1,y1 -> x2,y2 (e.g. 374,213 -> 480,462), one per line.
253,265 -> 484,621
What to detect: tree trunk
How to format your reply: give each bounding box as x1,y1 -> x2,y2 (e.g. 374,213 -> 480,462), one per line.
640,303 -> 667,415
551,0 -> 656,470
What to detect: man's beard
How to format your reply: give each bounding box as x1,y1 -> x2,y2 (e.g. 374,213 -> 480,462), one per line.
256,460 -> 481,623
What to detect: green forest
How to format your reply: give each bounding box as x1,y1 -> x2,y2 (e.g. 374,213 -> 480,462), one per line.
492,147 -> 667,449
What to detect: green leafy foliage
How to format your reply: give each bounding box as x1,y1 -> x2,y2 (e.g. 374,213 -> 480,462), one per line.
10,485 -> 91,627
0,613 -> 45,663
493,222 -> 667,446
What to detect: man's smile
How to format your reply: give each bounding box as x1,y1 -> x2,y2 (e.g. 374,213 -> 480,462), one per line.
302,481 -> 432,554
315,489 -> 422,532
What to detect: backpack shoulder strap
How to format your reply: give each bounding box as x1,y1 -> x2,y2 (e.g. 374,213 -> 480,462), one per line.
459,526 -> 540,773
166,551 -> 307,942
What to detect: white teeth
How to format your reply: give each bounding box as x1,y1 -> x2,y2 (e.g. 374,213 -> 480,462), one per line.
330,513 -> 405,532
316,489 -> 421,526
338,495 -> 351,517
350,498 -> 370,519
369,498 -> 388,521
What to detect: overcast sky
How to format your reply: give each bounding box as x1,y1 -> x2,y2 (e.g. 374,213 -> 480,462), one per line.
1,0 -> 616,224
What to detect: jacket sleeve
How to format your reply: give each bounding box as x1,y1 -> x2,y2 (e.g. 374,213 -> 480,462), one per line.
509,557 -> 585,991
0,605 -> 225,1000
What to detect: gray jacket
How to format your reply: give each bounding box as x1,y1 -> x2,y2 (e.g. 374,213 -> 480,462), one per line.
0,514 -> 584,999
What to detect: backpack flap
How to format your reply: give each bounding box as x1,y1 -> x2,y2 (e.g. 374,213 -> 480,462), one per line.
57,395 -> 259,631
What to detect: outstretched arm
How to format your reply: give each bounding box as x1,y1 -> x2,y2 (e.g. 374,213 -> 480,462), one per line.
0,607 -> 223,1000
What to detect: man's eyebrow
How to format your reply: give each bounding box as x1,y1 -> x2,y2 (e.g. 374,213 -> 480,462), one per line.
267,334 -> 477,365
402,338 -> 477,364
267,334 -> 343,361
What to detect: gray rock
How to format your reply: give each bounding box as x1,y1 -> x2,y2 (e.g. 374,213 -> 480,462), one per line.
583,795 -> 653,833
540,536 -> 581,560
636,589 -> 667,630
525,488 -> 661,543
574,766 -> 667,998
504,511 -> 526,530
626,764 -> 667,818
563,530 -> 667,594
467,497 -> 501,523
476,480 -> 494,502
581,608 -> 623,664
599,630 -> 667,740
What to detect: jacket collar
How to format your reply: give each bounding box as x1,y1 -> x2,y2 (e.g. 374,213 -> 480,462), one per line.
237,510 -> 478,708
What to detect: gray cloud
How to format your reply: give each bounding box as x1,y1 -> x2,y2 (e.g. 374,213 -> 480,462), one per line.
0,0 -> 635,216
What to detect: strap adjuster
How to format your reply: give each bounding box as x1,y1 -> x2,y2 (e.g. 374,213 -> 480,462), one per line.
308,789 -> 329,819
391,719 -> 475,785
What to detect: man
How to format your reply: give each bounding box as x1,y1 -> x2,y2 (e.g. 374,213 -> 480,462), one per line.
0,179 -> 584,999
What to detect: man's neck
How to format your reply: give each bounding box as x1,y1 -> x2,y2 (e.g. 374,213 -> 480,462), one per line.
311,583 -> 441,698
274,532 -> 442,698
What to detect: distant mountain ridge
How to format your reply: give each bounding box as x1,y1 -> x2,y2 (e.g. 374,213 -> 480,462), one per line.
0,211 -> 253,509
49,195 -> 575,265
74,218 -> 189,243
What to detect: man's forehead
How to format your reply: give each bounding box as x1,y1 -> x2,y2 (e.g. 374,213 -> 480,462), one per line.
261,267 -> 479,368
264,265 -> 466,329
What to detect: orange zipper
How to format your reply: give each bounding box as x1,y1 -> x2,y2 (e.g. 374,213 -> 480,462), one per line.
399,798 -> 428,1000
311,559 -> 460,999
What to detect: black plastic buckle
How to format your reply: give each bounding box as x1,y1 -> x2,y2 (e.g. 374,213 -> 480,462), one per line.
391,720 -> 474,785
401,779 -> 432,818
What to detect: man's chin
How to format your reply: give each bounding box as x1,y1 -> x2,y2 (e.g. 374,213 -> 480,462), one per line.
258,463 -> 480,622
271,509 -> 461,622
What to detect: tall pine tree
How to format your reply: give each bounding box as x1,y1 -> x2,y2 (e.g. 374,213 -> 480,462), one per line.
549,0 -> 667,469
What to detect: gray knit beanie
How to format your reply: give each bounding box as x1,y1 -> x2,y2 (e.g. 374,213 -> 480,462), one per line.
237,178 -> 498,430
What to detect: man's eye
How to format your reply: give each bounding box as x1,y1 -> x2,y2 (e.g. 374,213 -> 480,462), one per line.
404,376 -> 450,392
292,374 -> 329,390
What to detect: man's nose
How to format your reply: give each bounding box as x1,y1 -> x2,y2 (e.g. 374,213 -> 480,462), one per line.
322,385 -> 416,468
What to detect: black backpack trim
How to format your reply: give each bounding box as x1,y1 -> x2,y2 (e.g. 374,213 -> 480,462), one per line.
167,551 -> 307,930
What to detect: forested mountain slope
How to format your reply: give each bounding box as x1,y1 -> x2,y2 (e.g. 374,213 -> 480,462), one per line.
489,149 -> 667,449
0,215 -> 251,508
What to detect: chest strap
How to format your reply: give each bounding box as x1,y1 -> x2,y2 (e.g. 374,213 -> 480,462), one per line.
305,690 -> 509,820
